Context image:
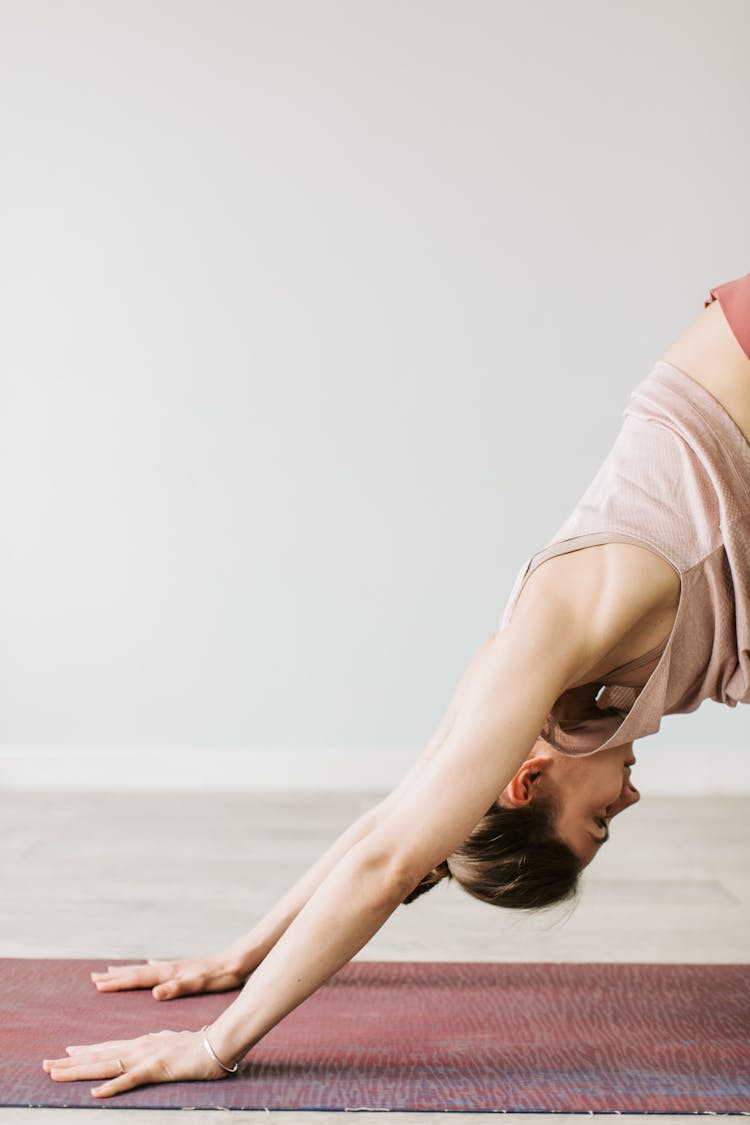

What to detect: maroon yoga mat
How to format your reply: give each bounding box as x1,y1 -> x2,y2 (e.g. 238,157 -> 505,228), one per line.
2,958 -> 748,1112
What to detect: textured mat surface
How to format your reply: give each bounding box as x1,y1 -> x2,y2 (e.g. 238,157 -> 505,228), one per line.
1,958 -> 749,1112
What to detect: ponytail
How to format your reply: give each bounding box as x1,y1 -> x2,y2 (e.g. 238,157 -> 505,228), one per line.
403,859 -> 452,904
401,796 -> 580,911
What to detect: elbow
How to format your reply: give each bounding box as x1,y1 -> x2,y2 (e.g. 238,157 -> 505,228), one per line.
353,840 -> 425,906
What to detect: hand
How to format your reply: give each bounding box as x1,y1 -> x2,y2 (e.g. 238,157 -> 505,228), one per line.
42,1027 -> 232,1099
91,953 -> 248,1000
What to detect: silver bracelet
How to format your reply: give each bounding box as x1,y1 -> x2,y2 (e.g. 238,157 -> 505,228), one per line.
200,1024 -> 239,1074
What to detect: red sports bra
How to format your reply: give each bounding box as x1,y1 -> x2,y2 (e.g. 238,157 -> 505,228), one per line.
704,270 -> 750,361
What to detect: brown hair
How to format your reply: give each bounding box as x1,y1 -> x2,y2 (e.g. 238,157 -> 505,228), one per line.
402,796 -> 580,910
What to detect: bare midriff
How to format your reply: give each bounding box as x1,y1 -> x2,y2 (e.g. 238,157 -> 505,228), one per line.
660,294 -> 750,447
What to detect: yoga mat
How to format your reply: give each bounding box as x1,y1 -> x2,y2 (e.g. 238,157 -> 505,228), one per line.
1,958 -> 748,1113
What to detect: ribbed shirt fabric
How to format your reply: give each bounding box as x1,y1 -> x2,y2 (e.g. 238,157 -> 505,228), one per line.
499,273 -> 750,756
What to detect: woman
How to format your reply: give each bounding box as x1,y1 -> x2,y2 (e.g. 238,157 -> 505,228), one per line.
43,270 -> 750,1098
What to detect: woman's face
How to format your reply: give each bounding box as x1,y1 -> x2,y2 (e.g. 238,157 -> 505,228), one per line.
542,741 -> 641,866
501,738 -> 641,867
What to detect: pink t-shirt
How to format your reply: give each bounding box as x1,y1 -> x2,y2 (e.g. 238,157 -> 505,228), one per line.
499,273 -> 750,756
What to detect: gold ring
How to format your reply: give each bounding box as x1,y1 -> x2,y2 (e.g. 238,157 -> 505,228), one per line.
116,1057 -> 126,1076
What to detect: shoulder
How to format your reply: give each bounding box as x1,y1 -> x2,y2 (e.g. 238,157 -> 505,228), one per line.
509,542 -> 680,687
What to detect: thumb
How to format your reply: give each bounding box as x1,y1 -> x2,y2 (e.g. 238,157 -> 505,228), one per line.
152,980 -> 181,1000
152,976 -> 201,1003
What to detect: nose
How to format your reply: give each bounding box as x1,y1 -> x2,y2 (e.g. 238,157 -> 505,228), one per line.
607,774 -> 641,819
622,779 -> 641,808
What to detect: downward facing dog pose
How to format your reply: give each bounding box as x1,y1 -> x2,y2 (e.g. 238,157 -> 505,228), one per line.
44,271 -> 750,1098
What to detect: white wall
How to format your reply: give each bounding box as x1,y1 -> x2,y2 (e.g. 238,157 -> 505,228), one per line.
1,0 -> 748,788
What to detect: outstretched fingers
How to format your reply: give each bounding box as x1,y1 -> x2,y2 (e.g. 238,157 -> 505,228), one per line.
90,1063 -> 155,1099
90,956 -> 246,1001
44,1043 -> 130,1065
91,961 -> 172,992
43,1047 -> 155,1096
43,1027 -> 228,1099
44,1056 -> 125,1082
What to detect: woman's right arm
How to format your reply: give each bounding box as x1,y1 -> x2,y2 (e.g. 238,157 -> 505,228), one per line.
69,554 -> 673,1099
92,632 -> 500,1000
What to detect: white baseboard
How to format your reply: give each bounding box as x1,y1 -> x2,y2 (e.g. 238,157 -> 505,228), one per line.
0,745 -> 748,795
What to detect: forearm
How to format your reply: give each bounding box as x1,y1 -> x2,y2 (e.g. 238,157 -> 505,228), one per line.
207,841 -> 410,1063
206,626 -> 570,1066
222,803 -> 384,973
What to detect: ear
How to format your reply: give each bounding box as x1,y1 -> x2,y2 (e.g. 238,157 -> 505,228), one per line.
498,755 -> 550,809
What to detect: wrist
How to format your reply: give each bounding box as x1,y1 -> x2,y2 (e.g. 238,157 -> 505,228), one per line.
220,942 -> 262,980
200,1024 -> 240,1074
202,1008 -> 257,1072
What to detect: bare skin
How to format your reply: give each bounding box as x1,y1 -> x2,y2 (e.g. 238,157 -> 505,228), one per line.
661,290 -> 750,445
502,738 -> 641,867
42,290 -> 748,1097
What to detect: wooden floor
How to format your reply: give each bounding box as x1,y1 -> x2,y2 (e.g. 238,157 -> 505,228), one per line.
2,788 -> 748,1124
